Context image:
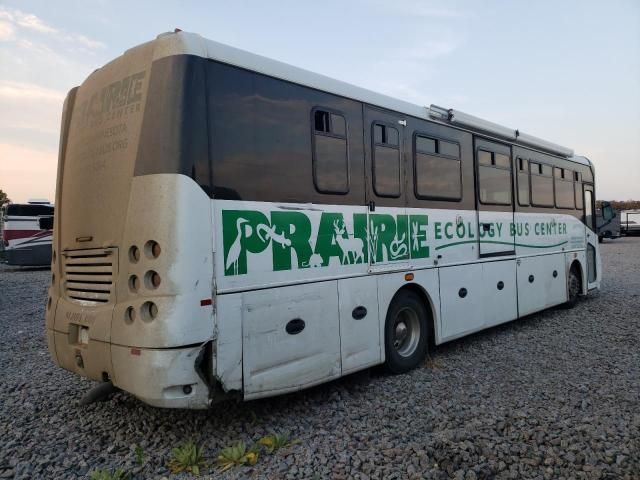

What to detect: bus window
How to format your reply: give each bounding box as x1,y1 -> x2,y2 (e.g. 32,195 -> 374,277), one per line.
414,134 -> 461,200
478,149 -> 512,205
530,162 -> 554,207
312,108 -> 349,194
585,189 -> 594,230
372,123 -> 400,197
574,172 -> 584,210
517,158 -> 530,206
554,167 -> 575,209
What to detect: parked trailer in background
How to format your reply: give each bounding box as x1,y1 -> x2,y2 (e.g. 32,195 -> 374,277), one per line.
46,31 -> 601,409
620,210 -> 640,235
1,200 -> 54,266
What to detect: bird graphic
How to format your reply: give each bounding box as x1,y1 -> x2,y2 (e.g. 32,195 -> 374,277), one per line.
226,218 -> 249,275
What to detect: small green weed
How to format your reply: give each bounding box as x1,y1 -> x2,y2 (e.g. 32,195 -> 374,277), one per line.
258,432 -> 297,454
134,445 -> 144,465
167,440 -> 206,475
89,468 -> 129,480
217,441 -> 259,472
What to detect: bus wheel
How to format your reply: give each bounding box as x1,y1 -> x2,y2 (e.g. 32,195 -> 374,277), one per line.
384,290 -> 429,374
565,266 -> 581,308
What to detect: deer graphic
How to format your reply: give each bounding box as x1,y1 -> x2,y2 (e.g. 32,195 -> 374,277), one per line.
333,219 -> 365,265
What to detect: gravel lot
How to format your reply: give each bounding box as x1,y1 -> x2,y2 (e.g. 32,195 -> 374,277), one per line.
1,238 -> 638,480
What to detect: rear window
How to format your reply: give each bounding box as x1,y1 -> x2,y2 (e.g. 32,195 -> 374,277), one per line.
6,204 -> 54,216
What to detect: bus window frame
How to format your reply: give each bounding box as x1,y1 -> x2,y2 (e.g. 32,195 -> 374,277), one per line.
412,131 -> 463,202
371,120 -> 402,199
310,106 -> 351,195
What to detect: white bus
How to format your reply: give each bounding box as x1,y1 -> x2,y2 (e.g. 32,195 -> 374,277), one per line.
1,200 -> 54,266
46,31 -> 601,409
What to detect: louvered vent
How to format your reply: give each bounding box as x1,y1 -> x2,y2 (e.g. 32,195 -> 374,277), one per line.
63,249 -> 116,304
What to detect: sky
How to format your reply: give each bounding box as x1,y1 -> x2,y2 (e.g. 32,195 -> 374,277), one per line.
0,0 -> 638,203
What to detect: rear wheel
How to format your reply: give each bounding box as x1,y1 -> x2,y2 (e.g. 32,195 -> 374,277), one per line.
565,266 -> 581,308
384,290 -> 429,374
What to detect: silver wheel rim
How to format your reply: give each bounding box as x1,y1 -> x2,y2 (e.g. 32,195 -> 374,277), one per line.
393,307 -> 421,358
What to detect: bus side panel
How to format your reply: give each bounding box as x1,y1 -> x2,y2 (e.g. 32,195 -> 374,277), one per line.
241,282 -> 341,400
481,260 -> 518,329
439,264 -> 484,340
337,276 -> 381,375
517,253 -> 567,317
215,293 -> 243,392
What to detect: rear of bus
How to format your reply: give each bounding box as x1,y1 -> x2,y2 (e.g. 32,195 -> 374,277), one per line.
46,32 -> 216,408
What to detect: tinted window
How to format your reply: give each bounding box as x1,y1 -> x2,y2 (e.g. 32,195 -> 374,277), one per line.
415,153 -> 461,200
585,189 -> 594,230
478,150 -> 492,166
416,136 -> 436,154
312,108 -> 349,194
373,123 -> 400,197
414,134 -> 461,201
314,110 -> 329,132
575,181 -> 584,210
555,169 -> 574,209
479,166 -> 511,205
374,146 -> 400,197
478,150 -> 512,205
6,204 -> 54,216
494,153 -> 510,168
517,158 -> 529,206
439,140 -> 459,158
530,162 -> 554,207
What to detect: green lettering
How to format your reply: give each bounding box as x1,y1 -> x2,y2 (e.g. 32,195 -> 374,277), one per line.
270,211 -> 313,271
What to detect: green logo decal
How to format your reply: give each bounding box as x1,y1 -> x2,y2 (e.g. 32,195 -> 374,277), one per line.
222,209 -> 572,276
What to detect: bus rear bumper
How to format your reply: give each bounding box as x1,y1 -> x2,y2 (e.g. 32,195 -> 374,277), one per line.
111,343 -> 213,409
49,327 -> 214,409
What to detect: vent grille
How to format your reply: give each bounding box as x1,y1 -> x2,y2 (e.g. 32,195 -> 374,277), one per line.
63,249 -> 116,304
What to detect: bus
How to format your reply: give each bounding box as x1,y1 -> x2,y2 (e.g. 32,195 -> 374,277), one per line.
46,31 -> 601,409
1,200 -> 54,266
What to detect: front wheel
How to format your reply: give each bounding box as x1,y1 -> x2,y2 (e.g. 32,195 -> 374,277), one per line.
384,290 -> 429,374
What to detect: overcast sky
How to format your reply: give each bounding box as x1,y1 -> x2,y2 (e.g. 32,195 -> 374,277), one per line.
1,0 -> 638,203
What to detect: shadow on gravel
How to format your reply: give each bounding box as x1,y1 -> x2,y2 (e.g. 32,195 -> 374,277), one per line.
1,265 -> 51,272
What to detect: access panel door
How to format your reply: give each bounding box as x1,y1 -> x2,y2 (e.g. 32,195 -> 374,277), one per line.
242,282 -> 341,399
482,259 -> 518,328
439,263 -> 484,340
363,106 -> 409,272
517,253 -> 566,317
337,276 -> 380,374
474,138 -> 515,257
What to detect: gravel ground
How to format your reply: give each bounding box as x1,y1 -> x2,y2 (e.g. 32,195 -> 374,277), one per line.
0,238 -> 638,480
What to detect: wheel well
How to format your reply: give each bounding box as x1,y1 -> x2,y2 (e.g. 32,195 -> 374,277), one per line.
394,283 -> 437,349
569,260 -> 583,294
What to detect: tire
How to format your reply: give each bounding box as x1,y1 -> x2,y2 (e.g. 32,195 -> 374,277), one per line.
384,290 -> 429,374
565,266 -> 581,309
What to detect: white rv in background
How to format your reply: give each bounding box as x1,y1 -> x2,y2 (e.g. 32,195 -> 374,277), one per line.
1,199 -> 54,266
620,210 -> 640,235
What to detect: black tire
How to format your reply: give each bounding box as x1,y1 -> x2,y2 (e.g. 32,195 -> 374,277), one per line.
384,290 -> 429,374
598,235 -> 603,243
564,266 -> 581,309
